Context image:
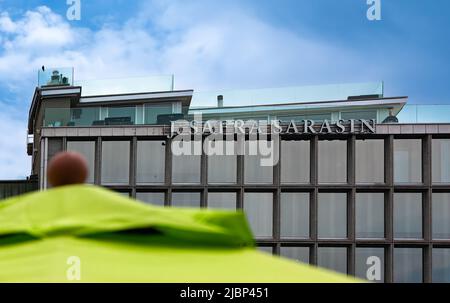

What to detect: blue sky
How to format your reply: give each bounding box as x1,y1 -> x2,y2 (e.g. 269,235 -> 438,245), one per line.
0,0 -> 449,179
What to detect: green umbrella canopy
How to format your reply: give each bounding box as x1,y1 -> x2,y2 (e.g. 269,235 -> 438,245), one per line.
0,185 -> 358,282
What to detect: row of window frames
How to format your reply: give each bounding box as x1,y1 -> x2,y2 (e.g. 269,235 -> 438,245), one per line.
124,191 -> 450,240
257,246 -> 450,283
67,138 -> 450,185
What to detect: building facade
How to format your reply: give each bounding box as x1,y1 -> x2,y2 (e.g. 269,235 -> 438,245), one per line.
25,68 -> 450,283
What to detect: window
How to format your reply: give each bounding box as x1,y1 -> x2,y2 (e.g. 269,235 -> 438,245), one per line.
244,193 -> 273,238
432,139 -> 450,183
278,113 -> 331,122
318,247 -> 347,274
101,141 -> 130,185
144,104 -> 173,125
394,193 -> 422,239
45,108 -> 71,127
356,193 -> 384,238
432,192 -> 450,239
394,248 -> 423,283
108,107 -> 135,124
67,141 -> 95,184
71,107 -> 100,126
208,141 -> 237,184
47,138 -> 63,162
244,141 -> 273,184
433,248 -> 450,283
305,113 -> 332,121
208,192 -> 237,210
280,140 -> 310,184
171,192 -> 201,208
318,193 -> 347,239
318,140 -> 347,183
280,247 -> 310,264
278,115 -> 306,123
355,139 -> 384,183
280,192 -> 309,238
136,192 -> 165,206
355,247 -> 385,282
341,110 -> 377,121
136,141 -> 165,184
394,139 -> 422,183
172,153 -> 201,184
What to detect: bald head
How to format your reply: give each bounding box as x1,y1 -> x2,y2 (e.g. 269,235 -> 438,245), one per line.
47,151 -> 89,187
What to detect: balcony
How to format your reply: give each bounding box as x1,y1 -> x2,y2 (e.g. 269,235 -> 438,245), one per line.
38,67 -> 74,87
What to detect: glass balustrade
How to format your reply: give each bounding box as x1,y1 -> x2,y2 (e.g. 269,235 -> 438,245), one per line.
396,105 -> 450,123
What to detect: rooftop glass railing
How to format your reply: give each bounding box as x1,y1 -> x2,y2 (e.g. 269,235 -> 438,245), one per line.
191,82 -> 384,107
75,75 -> 175,97
38,67 -> 74,87
396,105 -> 450,123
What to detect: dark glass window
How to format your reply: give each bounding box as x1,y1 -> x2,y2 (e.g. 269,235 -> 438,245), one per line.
355,139 -> 384,183
341,110 -> 377,120
318,193 -> 347,239
318,140 -> 347,183
394,248 -> 423,283
280,192 -> 309,238
208,140 -> 237,184
280,247 -> 310,264
244,192 -> 273,238
433,248 -> 450,283
394,139 -> 422,183
432,192 -> 450,239
356,193 -> 385,238
172,153 -> 201,184
67,141 -> 95,184
108,107 -> 135,124
278,113 -> 331,122
394,193 -> 422,239
144,104 -> 173,125
208,192 -> 237,210
280,140 -> 310,184
136,192 -> 165,206
432,139 -> 450,183
101,141 -> 130,185
171,192 -> 201,208
355,247 -> 385,282
47,138 -> 63,163
71,107 -> 100,127
136,141 -> 165,184
318,247 -> 347,274
244,141 -> 273,184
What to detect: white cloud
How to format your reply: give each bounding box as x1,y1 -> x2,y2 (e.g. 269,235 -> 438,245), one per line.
0,103 -> 29,179
0,2 -> 383,179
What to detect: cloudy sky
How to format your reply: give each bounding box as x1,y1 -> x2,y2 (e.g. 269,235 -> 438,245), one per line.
0,0 -> 449,179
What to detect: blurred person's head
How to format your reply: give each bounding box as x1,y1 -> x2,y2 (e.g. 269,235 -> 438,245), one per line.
47,151 -> 88,187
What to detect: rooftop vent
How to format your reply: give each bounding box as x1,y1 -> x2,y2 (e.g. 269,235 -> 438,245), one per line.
217,95 -> 224,108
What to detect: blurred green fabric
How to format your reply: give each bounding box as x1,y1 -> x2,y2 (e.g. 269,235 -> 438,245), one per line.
0,185 -> 358,282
